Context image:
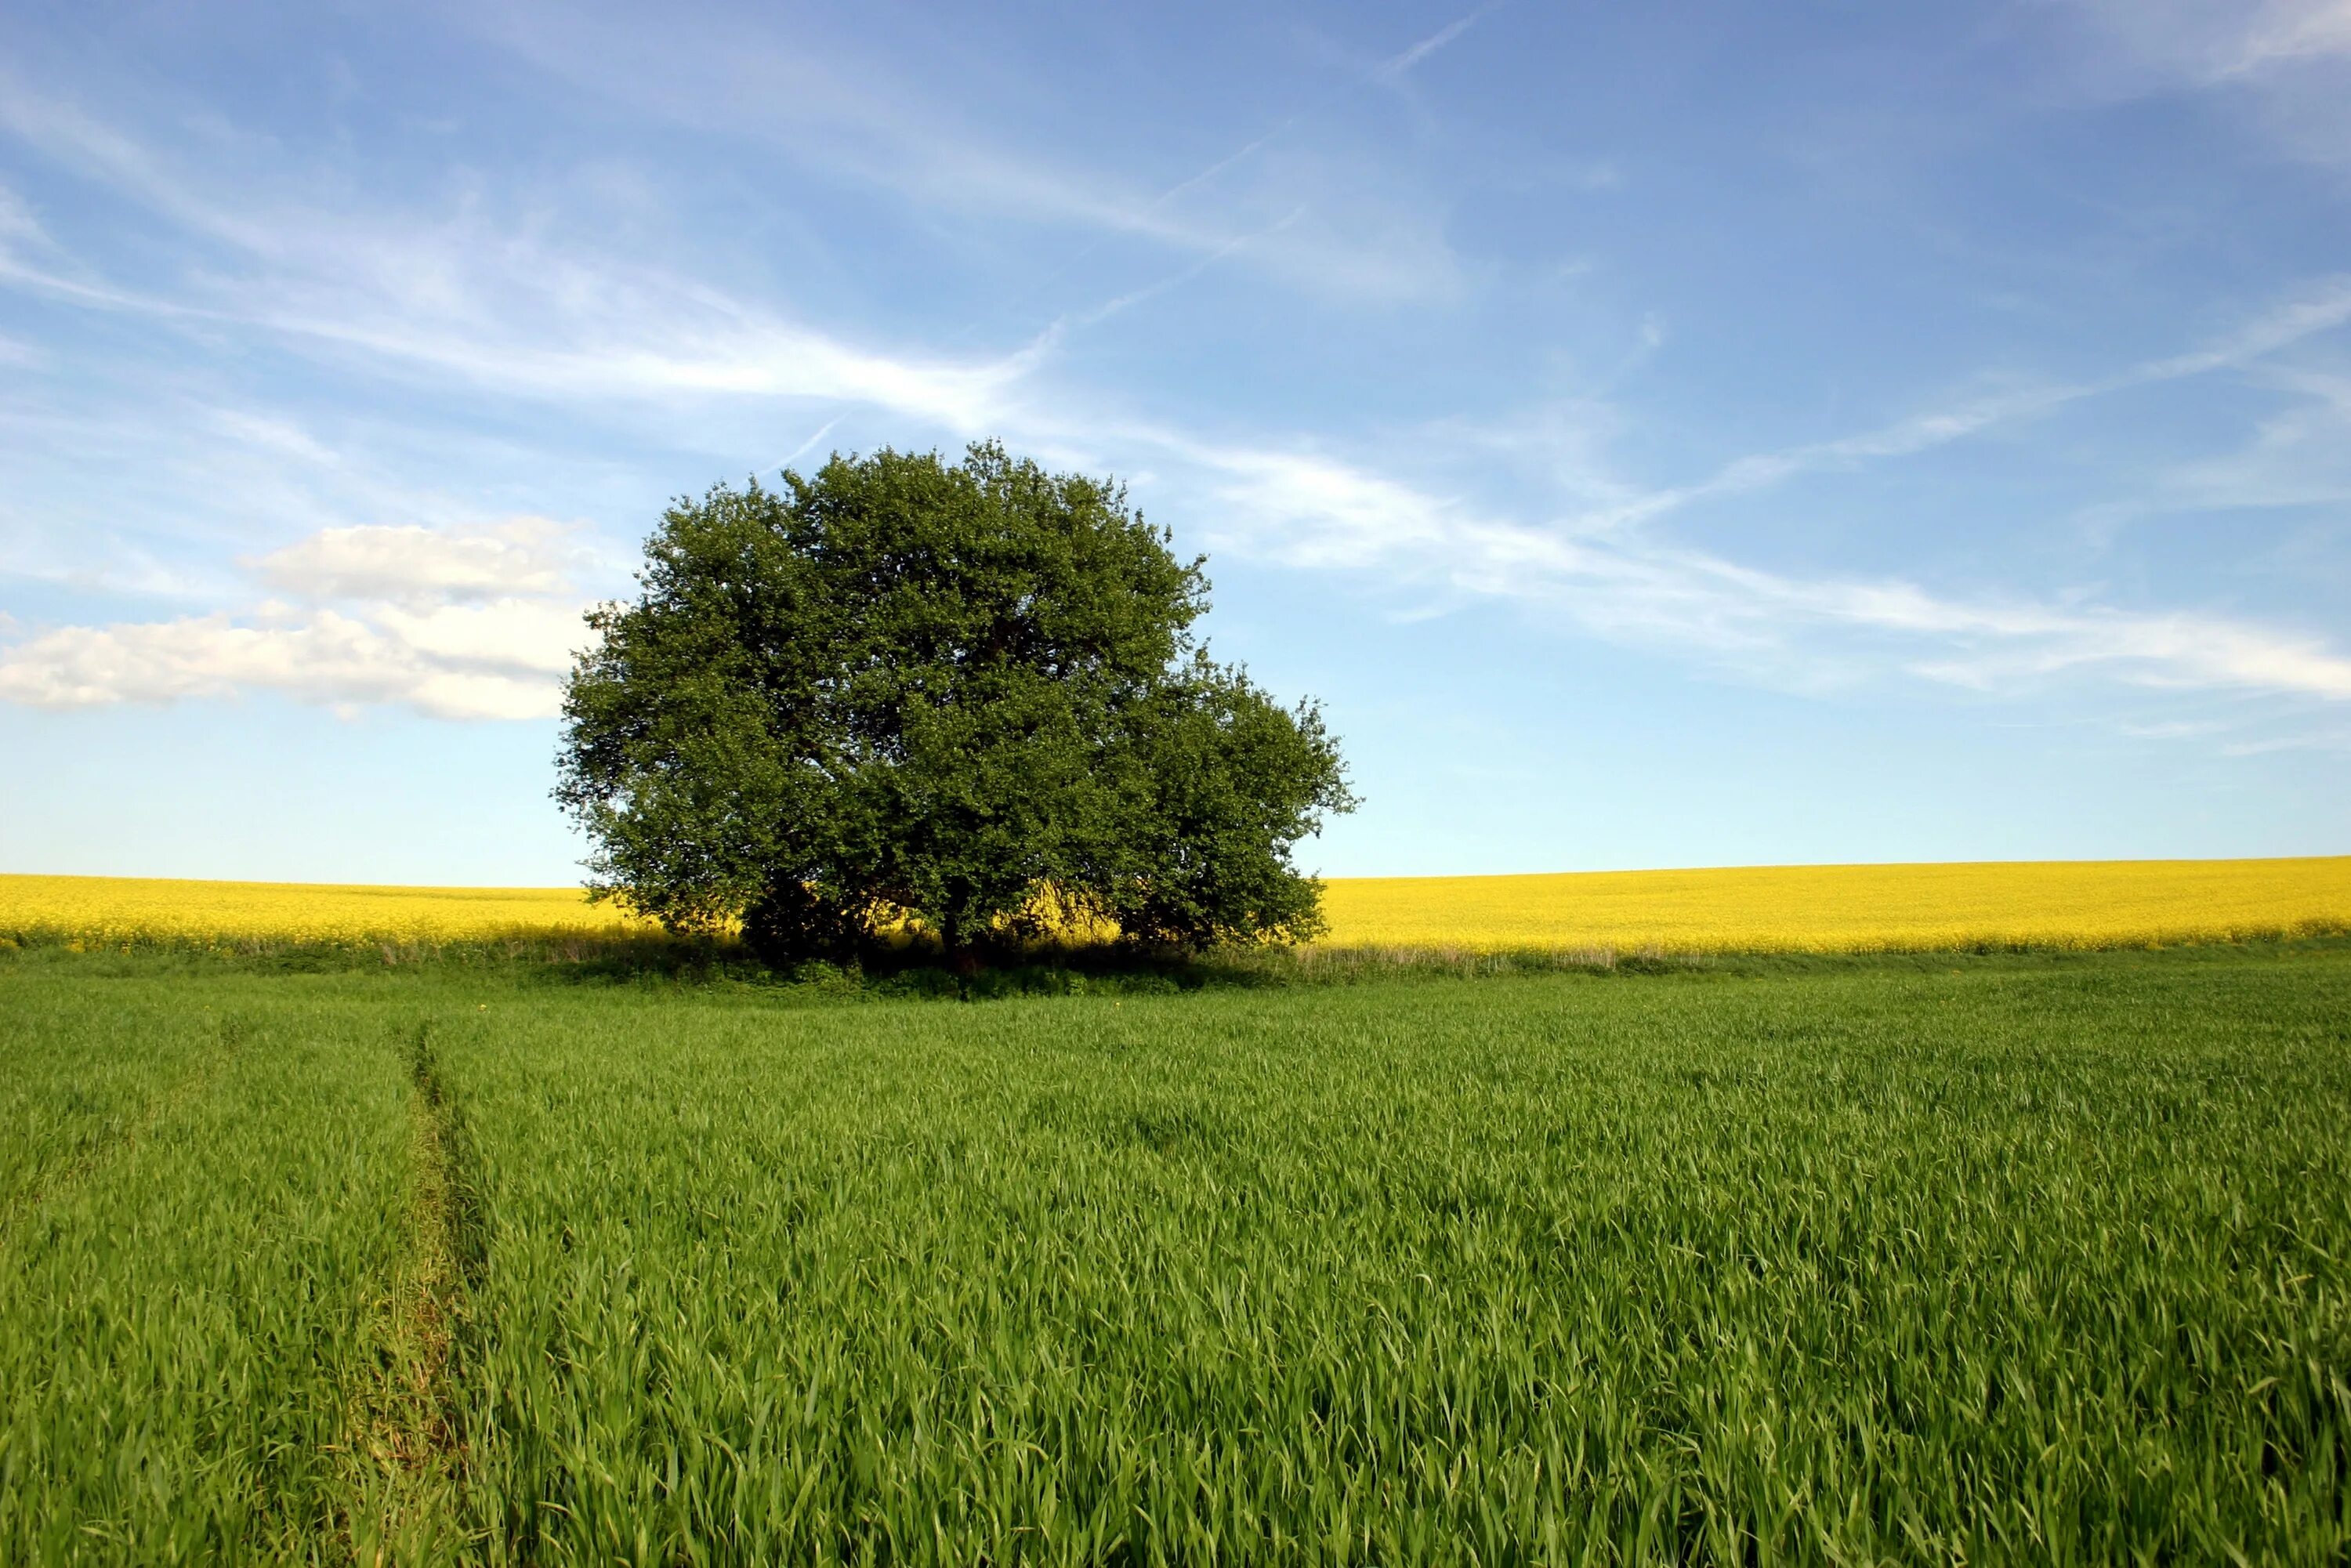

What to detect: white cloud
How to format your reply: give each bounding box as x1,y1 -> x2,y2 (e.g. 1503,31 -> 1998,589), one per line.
250,518 -> 587,603
0,608 -> 571,720
368,598 -> 586,675
0,520 -> 595,720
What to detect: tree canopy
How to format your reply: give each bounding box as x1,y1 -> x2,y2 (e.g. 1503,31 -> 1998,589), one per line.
556,443 -> 1356,961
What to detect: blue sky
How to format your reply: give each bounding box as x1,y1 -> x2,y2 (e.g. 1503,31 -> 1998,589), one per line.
2,0 -> 2348,885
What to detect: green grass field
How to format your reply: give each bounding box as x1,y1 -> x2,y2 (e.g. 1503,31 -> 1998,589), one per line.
3,943 -> 2348,1563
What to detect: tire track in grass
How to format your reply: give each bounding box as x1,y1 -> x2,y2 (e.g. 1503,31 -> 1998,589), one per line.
340,1022 -> 484,1564
0,1012 -> 245,1235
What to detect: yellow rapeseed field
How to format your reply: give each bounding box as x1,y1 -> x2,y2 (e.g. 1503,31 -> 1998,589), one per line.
1318,856 -> 2351,954
0,875 -> 644,950
2,856 -> 2346,955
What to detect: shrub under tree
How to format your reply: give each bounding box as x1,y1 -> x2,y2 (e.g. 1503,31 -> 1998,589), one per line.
556,443 -> 1357,963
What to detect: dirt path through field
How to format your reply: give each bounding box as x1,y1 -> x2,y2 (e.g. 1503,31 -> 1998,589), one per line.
339,1022 -> 475,1563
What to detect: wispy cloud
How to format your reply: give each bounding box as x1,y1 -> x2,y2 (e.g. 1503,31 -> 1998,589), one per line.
0,183 -> 49,244
5,65 -> 2347,726
1058,210 -> 1308,331
1152,428 -> 2351,702
460,0 -> 1468,307
2231,0 -> 2351,71
0,78 -> 1055,434
1370,2 -> 1508,84
2154,366 -> 2351,513
944,0 -> 1500,328
1572,274 -> 2351,533
2081,0 -> 2351,78
2061,0 -> 2351,167
2219,727 -> 2351,755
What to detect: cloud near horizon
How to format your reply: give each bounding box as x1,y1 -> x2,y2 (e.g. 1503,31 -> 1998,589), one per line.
0,520 -> 593,720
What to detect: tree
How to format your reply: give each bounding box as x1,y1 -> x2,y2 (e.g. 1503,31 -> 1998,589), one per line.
556,443 -> 1356,963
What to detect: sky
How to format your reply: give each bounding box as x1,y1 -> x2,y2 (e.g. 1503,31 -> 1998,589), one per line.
2,0 -> 2349,885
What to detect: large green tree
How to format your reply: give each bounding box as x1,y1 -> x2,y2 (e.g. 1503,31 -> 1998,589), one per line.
556,444 -> 1356,961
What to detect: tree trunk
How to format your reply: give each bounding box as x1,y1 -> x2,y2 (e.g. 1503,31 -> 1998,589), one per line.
940,899 -> 979,980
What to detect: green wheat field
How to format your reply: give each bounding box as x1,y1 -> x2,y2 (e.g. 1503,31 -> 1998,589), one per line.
2,941 -> 2347,1563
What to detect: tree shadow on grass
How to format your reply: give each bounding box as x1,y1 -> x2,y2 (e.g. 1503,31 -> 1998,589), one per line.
11,929 -> 2345,999
538,933 -> 1693,998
